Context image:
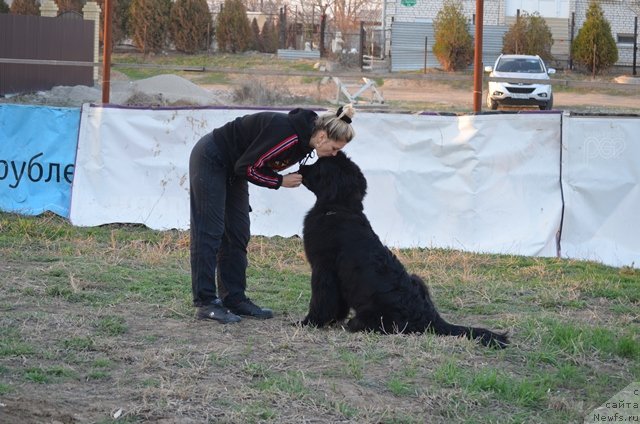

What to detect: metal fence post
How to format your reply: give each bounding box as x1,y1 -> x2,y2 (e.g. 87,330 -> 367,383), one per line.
424,36 -> 428,73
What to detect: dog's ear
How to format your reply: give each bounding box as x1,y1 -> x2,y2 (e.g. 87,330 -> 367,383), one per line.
316,162 -> 341,203
354,162 -> 367,201
331,152 -> 367,204
340,164 -> 367,203
338,152 -> 367,202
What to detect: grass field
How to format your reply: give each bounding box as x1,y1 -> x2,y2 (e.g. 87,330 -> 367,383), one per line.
112,52 -> 318,84
0,211 -> 638,423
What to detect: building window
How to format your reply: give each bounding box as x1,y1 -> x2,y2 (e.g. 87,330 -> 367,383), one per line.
617,34 -> 636,45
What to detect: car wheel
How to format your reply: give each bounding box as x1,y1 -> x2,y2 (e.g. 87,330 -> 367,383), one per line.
539,94 -> 553,110
487,95 -> 498,110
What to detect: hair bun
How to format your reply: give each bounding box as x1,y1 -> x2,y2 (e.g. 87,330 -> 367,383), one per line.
336,103 -> 355,124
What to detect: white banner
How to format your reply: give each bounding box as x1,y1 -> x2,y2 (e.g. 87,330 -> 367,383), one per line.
346,112 -> 562,256
71,105 -> 562,258
561,115 -> 640,267
71,106 -> 252,230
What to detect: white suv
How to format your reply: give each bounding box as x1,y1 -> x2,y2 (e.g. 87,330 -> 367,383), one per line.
485,54 -> 555,110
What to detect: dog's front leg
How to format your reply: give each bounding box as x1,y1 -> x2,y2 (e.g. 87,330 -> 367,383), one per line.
299,268 -> 348,327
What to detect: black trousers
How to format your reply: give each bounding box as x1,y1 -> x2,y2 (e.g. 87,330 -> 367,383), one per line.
189,132 -> 250,307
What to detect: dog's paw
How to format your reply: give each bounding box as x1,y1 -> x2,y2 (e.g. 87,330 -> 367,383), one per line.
346,317 -> 364,332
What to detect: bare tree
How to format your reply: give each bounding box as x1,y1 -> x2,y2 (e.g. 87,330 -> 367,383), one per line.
296,0 -> 329,26
294,0 -> 381,34
244,0 -> 285,14
294,0 -> 329,47
330,0 -> 381,33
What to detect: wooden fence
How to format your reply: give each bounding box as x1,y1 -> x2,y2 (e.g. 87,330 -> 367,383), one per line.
0,14 -> 94,96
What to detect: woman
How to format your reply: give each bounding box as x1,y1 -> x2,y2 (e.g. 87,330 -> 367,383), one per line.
190,105 -> 356,323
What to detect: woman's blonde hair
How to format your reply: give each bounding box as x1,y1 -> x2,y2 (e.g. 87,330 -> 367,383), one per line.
313,103 -> 356,142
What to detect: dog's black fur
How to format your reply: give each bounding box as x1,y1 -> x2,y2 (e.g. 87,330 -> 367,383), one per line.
298,151 -> 509,348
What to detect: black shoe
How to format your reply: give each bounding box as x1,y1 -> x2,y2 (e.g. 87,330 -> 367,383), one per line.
195,299 -> 241,324
224,298 -> 273,320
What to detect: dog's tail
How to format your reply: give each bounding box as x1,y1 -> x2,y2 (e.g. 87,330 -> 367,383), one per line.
412,275 -> 510,349
432,320 -> 510,349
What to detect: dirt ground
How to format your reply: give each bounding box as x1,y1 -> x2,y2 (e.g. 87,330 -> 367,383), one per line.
377,78 -> 640,110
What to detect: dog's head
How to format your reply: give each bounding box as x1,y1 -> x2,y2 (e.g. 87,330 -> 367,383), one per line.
298,151 -> 367,206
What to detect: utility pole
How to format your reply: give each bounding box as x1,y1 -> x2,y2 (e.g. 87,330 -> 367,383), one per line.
101,0 -> 113,103
472,0 -> 484,112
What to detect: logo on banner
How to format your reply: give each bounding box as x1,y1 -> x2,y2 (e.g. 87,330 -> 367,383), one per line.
584,129 -> 626,162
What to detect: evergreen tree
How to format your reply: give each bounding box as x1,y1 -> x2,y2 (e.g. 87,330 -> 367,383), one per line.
129,0 -> 171,54
96,0 -> 132,48
114,0 -> 133,44
526,13 -> 554,61
572,0 -> 618,75
250,17 -> 262,52
215,0 -> 251,53
0,0 -> 10,13
503,11 -> 554,62
10,0 -> 40,15
432,0 -> 473,71
261,18 -> 278,53
170,0 -> 213,53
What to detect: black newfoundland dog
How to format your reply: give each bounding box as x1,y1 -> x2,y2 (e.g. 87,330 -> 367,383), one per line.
297,151 -> 509,349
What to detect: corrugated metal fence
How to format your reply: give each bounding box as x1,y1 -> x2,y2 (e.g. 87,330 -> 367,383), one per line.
390,21 -> 508,72
0,14 -> 94,96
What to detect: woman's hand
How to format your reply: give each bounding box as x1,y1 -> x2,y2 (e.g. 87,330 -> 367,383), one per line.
281,172 -> 303,188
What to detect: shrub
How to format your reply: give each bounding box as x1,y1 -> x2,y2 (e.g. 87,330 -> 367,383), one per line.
503,13 -> 527,54
129,0 -> 171,54
233,79 -> 302,105
10,0 -> 39,15
0,0 -> 10,13
169,0 -> 213,54
432,0 -> 474,71
503,11 -> 554,62
215,0 -> 251,53
571,0 -> 618,75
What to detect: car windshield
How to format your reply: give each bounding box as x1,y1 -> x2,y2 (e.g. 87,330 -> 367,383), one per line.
496,58 -> 544,73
